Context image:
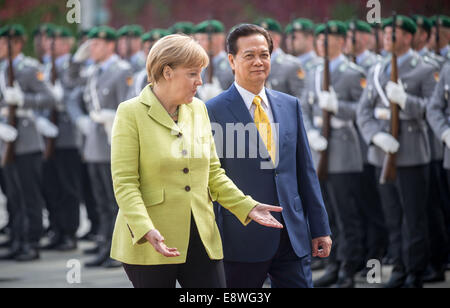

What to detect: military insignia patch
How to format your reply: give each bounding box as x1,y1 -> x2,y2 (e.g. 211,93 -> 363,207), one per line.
360,78 -> 367,89
297,69 -> 305,80
36,71 -> 44,81
126,76 -> 134,86
434,72 -> 440,82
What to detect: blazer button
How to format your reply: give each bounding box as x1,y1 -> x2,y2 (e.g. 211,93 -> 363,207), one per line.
183,168 -> 189,174
185,186 -> 191,192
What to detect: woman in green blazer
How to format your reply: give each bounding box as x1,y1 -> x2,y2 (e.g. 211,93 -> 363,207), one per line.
110,34 -> 283,288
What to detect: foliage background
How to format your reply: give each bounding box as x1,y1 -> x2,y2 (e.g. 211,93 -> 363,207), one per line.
0,0 -> 449,56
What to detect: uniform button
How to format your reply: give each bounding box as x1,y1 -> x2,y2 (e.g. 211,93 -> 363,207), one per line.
408,126 -> 412,132
177,132 -> 183,138
183,168 -> 189,174
185,186 -> 191,192
182,150 -> 188,156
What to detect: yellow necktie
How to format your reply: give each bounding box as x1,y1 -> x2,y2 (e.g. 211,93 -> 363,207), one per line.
253,96 -> 276,162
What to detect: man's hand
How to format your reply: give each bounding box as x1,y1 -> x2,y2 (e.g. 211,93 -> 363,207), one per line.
307,129 -> 328,152
318,88 -> 339,114
312,236 -> 332,258
372,132 -> 400,154
144,229 -> 181,258
386,80 -> 407,110
248,204 -> 283,229
442,128 -> 450,149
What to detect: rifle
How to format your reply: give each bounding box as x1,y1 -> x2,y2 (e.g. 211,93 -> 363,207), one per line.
374,22 -> 381,55
435,16 -> 440,56
379,12 -> 400,184
43,36 -> 58,160
351,19 -> 357,63
207,21 -> 214,84
1,35 -> 18,167
317,21 -> 331,181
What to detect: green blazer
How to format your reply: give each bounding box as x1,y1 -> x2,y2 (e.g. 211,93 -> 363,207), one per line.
110,85 -> 258,265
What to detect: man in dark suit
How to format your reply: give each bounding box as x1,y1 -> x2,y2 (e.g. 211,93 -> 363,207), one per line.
206,24 -> 332,288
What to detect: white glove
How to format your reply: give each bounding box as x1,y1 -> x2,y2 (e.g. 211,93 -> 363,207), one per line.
374,107 -> 391,121
89,109 -> 116,124
4,81 -> 24,107
50,80 -> 65,111
372,132 -> 399,154
442,128 -> 450,149
197,77 -> 223,102
73,40 -> 92,63
318,88 -> 338,114
386,80 -> 407,110
35,117 -> 59,138
307,129 -> 328,152
76,116 -> 91,136
0,123 -> 18,142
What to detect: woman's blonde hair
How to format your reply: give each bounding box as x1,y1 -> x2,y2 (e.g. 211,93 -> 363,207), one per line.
146,34 -> 209,83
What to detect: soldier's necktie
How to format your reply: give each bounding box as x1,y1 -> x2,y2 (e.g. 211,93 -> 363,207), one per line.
253,95 -> 275,162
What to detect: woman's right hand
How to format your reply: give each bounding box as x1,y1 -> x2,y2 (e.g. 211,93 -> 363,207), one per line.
144,229 -> 181,257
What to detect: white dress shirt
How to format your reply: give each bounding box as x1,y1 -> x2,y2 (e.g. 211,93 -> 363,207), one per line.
234,81 -> 279,150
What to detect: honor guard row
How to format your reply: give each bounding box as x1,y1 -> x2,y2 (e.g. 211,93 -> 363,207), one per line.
0,14 -> 449,288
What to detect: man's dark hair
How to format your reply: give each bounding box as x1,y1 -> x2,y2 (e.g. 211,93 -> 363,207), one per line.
226,24 -> 274,56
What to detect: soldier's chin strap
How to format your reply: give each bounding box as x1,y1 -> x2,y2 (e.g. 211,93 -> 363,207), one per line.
373,63 -> 390,108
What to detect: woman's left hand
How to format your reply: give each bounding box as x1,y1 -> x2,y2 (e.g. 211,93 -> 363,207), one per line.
248,204 -> 284,229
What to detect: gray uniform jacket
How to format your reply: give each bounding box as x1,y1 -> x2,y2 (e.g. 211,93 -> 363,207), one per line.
301,55 -> 365,173
268,49 -> 305,100
355,50 -> 383,164
76,55 -> 133,163
357,50 -> 438,168
201,51 -> 234,90
44,54 -> 81,150
126,68 -> 147,99
0,54 -> 56,156
427,62 -> 450,169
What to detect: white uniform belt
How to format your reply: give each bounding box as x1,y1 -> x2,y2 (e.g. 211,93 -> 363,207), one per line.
313,116 -> 353,129
1,107 -> 33,118
374,107 -> 415,121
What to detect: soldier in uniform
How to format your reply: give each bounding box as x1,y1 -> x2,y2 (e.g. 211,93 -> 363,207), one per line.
427,62 -> 450,282
345,19 -> 388,272
413,15 -> 446,65
169,22 -> 194,36
288,18 -> 321,74
302,21 -> 367,288
428,15 -> 450,62
357,16 -> 439,288
0,24 -> 57,261
413,14 -> 450,283
255,18 -> 305,100
66,28 -> 101,243
127,29 -> 170,99
117,25 -> 146,73
39,26 -> 82,252
194,20 -> 234,101
69,26 -> 133,268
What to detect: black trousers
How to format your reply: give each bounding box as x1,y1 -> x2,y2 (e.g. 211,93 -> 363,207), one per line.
376,165 -> 430,275
427,161 -> 450,268
326,173 -> 366,274
87,163 -> 117,244
360,164 -> 388,261
81,162 -> 100,235
2,152 -> 45,245
0,168 -> 12,230
224,219 -> 313,288
42,149 -> 82,238
122,216 -> 226,288
320,181 -> 339,265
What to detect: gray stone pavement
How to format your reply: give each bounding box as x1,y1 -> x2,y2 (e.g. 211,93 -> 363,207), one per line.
0,200 -> 449,288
